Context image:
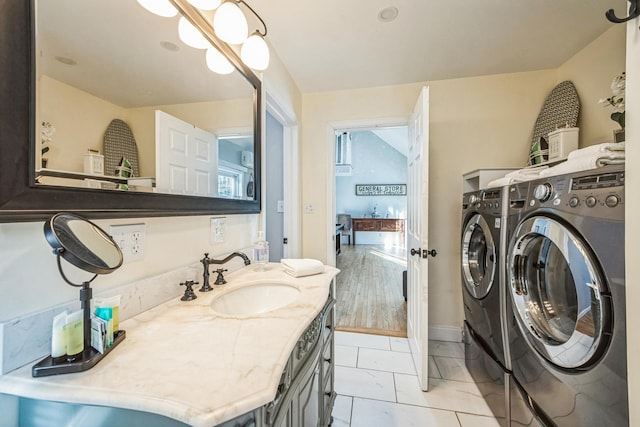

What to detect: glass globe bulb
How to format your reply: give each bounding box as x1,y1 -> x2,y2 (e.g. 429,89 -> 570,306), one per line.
187,0 -> 222,10
241,33 -> 270,70
178,17 -> 210,49
136,0 -> 178,17
213,2 -> 248,44
206,47 -> 234,74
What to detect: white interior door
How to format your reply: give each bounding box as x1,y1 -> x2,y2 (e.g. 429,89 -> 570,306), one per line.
407,86 -> 430,391
156,110 -> 217,196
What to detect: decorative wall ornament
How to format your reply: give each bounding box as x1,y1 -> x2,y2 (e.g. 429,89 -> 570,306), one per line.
355,184 -> 407,196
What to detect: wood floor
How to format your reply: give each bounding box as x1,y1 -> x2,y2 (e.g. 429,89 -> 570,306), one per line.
335,244 -> 407,337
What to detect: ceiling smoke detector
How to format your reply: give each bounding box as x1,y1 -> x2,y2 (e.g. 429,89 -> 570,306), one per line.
377,6 -> 398,22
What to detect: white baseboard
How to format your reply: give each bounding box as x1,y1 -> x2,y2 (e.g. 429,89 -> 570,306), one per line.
429,325 -> 463,342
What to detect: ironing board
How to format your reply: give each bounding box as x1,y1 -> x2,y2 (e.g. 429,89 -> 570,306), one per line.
527,81 -> 580,166
103,119 -> 140,177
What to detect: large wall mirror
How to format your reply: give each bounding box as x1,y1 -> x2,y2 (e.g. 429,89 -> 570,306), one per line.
0,0 -> 261,221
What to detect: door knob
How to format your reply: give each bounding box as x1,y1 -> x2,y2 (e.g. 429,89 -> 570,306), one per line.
423,249 -> 437,258
410,248 -> 421,256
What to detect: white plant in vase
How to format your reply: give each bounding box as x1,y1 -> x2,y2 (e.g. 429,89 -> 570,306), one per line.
41,121 -> 55,168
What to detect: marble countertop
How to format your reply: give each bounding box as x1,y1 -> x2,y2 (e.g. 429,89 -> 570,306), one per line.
0,263 -> 339,427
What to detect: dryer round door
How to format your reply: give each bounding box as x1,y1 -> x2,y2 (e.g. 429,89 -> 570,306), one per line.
461,213 -> 496,299
508,215 -> 610,369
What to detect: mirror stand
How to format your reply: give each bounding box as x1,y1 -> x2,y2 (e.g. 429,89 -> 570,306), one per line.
33,213 -> 127,377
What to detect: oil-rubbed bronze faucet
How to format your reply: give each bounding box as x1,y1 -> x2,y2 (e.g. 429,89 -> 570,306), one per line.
200,252 -> 251,291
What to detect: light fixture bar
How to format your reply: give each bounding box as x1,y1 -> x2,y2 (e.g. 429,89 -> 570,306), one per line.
167,0 -> 260,81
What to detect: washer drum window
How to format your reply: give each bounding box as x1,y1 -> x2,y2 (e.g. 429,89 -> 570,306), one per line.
509,216 -> 610,369
461,213 -> 496,299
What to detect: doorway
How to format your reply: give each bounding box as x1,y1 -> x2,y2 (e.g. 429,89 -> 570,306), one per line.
333,126 -> 409,337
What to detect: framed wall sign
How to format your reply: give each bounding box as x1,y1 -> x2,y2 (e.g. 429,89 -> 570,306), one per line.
355,184 -> 407,196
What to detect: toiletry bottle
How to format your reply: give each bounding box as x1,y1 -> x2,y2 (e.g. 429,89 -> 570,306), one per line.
253,231 -> 269,272
95,295 -> 121,332
51,311 -> 67,360
65,309 -> 84,359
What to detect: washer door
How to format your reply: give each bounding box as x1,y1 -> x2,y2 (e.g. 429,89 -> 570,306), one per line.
509,215 -> 609,369
461,213 -> 496,299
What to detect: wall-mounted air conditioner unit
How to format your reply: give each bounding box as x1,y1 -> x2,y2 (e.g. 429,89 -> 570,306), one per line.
241,151 -> 254,168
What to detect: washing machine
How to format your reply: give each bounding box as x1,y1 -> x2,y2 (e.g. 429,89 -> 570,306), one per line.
462,186 -> 511,426
461,187 -> 507,366
506,165 -> 627,426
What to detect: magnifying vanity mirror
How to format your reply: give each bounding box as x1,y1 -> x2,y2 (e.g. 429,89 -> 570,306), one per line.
0,0 -> 261,221
33,213 -> 125,377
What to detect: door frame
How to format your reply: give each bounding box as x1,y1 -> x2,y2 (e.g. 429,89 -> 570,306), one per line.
326,117 -> 409,267
265,91 -> 301,258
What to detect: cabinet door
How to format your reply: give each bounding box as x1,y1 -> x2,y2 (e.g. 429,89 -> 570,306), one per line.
296,361 -> 320,427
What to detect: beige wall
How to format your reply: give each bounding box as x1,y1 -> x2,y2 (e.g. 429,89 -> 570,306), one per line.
38,75 -> 126,172
557,25 -> 627,147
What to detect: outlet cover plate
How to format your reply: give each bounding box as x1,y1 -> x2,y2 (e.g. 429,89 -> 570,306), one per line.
109,223 -> 146,263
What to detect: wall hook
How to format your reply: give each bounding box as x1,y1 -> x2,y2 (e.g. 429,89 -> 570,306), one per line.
606,0 -> 640,23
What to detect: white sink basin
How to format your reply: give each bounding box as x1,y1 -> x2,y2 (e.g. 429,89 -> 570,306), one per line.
210,282 -> 302,317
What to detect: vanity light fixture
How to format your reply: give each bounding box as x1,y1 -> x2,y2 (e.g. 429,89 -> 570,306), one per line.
137,0 -> 270,72
213,1 -> 249,44
178,16 -> 210,49
206,47 -> 234,74
187,0 -> 222,10
136,0 -> 178,17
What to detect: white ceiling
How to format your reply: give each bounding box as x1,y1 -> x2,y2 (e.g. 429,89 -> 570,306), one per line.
252,0 -> 628,93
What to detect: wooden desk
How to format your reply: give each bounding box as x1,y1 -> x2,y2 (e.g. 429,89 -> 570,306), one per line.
351,218 -> 405,245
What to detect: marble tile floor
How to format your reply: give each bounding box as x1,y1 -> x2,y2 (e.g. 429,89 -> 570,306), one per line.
331,331 -> 500,427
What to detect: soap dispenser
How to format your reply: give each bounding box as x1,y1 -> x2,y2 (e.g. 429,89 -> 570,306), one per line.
253,231 -> 269,271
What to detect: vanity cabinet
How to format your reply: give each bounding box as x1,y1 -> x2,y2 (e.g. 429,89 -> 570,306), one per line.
267,281 -> 336,427
10,280 -> 336,427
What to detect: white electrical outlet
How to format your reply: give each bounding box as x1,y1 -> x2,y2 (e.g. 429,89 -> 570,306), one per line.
109,223 -> 146,263
210,217 -> 226,244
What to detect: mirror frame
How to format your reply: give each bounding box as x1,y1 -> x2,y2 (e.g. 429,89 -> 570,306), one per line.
0,0 -> 262,222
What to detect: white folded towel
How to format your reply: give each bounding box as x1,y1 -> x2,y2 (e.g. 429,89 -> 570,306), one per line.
539,155 -> 625,177
281,258 -> 325,278
567,142 -> 625,161
486,166 -> 549,188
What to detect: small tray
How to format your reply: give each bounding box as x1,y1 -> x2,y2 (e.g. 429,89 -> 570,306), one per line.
32,330 -> 126,377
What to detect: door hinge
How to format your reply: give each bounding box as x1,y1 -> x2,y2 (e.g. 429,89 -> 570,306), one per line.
283,237 -> 288,244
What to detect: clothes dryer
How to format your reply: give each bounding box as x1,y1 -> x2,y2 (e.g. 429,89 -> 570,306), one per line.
506,165 -> 627,426
461,187 -> 506,366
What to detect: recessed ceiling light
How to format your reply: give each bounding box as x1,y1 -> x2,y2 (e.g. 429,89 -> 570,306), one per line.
160,41 -> 180,52
378,6 -> 398,22
55,56 -> 76,66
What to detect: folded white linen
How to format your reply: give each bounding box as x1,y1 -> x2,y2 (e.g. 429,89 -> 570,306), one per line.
539,154 -> 625,177
486,166 -> 549,188
281,258 -> 325,277
567,142 -> 625,161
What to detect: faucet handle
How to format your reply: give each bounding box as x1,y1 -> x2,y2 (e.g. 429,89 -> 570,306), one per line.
180,280 -> 199,301
214,268 -> 228,285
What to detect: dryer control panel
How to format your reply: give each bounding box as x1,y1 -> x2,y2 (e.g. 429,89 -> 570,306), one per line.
528,166 -> 624,221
